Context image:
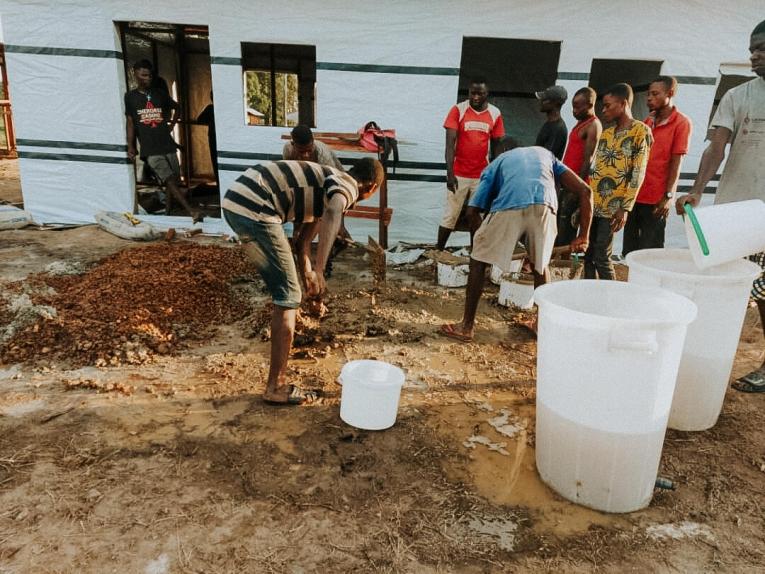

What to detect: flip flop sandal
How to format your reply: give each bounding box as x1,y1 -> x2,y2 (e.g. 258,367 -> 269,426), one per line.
438,323 -> 473,343
263,384 -> 321,406
732,369 -> 765,393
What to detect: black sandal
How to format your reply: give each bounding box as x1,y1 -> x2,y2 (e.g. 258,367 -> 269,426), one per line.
732,369 -> 765,393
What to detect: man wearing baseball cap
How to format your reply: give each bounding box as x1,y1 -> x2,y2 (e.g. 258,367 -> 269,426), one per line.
535,85 -> 569,160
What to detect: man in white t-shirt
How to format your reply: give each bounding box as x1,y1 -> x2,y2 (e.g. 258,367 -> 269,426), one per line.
676,19 -> 765,392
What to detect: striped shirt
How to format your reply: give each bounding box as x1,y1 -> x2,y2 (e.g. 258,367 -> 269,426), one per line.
222,160 -> 358,224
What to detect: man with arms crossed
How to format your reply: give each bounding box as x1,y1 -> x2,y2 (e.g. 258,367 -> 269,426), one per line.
437,79 -> 505,250
677,20 -> 765,392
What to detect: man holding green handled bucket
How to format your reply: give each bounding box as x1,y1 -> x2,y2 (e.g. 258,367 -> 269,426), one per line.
676,19 -> 765,392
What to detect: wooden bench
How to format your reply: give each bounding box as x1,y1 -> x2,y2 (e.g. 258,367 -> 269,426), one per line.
281,131 -> 393,248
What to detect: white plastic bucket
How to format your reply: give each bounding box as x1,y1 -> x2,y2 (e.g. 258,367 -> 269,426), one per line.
534,280 -> 697,513
490,260 -> 522,285
684,199 -> 765,269
498,277 -> 535,309
437,262 -> 469,287
339,360 -> 405,430
626,249 -> 760,431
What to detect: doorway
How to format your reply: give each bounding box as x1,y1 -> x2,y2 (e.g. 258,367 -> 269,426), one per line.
458,37 -> 562,146
0,44 -> 16,159
0,43 -> 20,208
117,21 -> 219,219
588,59 -> 664,124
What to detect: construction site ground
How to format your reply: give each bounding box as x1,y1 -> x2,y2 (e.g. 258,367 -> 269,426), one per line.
0,163 -> 764,573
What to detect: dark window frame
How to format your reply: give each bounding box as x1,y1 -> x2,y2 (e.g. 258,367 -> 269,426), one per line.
241,42 -> 316,127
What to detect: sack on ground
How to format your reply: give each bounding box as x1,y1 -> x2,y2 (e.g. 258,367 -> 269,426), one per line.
95,211 -> 160,241
0,205 -> 34,230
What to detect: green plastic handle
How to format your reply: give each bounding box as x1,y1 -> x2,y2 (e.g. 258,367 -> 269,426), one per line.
683,203 -> 710,256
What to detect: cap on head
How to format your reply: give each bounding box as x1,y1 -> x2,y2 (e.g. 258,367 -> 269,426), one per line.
290,125 -> 314,146
535,85 -> 568,105
753,19 -> 765,36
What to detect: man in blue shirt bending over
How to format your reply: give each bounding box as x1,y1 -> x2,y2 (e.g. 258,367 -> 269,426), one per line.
440,137 -> 592,341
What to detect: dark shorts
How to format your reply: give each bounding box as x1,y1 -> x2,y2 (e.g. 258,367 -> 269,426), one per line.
146,153 -> 180,184
223,210 -> 302,309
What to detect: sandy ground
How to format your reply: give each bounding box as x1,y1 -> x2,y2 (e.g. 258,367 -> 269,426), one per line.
0,164 -> 764,572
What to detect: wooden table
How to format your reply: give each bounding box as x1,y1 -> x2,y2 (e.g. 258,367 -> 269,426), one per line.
282,132 -> 392,248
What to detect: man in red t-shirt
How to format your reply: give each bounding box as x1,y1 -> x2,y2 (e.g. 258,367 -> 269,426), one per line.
437,79 -> 505,250
556,87 -> 602,246
622,76 -> 692,255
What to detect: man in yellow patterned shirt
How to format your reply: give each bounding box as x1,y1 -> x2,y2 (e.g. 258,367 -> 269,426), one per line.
585,83 -> 653,279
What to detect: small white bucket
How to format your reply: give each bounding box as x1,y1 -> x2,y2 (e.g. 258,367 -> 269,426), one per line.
684,199 -> 765,269
490,260 -> 522,285
437,262 -> 469,287
339,360 -> 405,430
498,276 -> 535,309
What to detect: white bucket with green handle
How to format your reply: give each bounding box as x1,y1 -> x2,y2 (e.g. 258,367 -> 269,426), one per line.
684,200 -> 765,269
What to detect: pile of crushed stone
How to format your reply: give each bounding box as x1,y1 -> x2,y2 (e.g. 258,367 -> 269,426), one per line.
0,242 -> 259,367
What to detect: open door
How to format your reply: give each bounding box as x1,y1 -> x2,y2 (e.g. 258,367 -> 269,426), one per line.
588,59 -> 664,124
0,44 -> 16,158
117,21 -> 219,218
458,37 -> 562,146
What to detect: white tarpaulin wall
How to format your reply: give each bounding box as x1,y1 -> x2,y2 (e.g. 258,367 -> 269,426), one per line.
0,0 -> 761,243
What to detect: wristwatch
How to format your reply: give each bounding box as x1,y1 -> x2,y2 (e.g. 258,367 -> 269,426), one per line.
664,192 -> 673,200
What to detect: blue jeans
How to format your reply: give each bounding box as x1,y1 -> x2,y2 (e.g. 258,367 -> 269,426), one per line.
223,210 -> 302,309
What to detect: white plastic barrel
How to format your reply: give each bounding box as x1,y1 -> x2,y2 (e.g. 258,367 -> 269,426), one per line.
684,199 -> 765,269
627,249 -> 760,431
534,281 -> 697,513
339,360 -> 405,430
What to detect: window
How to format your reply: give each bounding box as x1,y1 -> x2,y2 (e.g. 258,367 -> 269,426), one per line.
241,42 -> 316,127
588,59 -> 664,123
458,37 -> 562,146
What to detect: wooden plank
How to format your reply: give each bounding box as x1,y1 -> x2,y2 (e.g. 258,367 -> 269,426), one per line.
345,209 -> 392,225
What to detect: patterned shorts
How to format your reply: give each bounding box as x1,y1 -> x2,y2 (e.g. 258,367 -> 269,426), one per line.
748,252 -> 765,301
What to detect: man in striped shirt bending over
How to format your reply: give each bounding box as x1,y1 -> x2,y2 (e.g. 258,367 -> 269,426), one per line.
223,158 -> 385,405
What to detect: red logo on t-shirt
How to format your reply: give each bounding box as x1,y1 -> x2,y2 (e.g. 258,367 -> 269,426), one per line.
137,101 -> 163,128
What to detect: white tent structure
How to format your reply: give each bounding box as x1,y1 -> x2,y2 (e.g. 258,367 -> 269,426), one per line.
0,0 -> 760,243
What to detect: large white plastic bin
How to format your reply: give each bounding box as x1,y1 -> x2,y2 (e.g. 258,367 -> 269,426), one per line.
684,199 -> 765,269
534,280 -> 697,513
627,249 -> 760,431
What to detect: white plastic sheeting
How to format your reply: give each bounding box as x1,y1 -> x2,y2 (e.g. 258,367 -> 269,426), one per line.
0,0 -> 761,239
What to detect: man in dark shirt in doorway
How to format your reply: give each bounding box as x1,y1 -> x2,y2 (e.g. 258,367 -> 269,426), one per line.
535,85 -> 569,160
125,59 -> 203,222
